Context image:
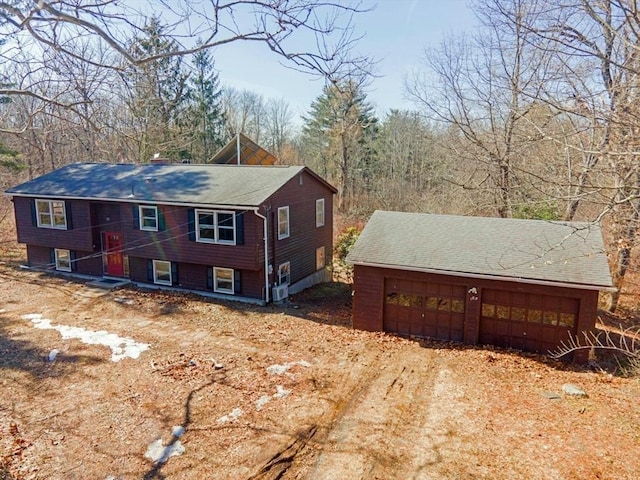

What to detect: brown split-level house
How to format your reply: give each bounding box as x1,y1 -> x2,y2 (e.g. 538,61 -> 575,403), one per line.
347,210 -> 614,355
5,162 -> 336,304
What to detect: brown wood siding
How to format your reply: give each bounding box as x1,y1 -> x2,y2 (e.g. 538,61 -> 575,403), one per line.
352,265 -> 384,331
14,197 -> 93,251
268,170 -> 334,285
90,202 -> 122,251
127,256 -> 264,299
25,245 -> 102,276
120,204 -> 262,271
75,250 -> 103,276
352,265 -> 600,354
26,245 -> 53,269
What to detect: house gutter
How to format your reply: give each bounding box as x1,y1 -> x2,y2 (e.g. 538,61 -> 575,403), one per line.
5,192 -> 258,211
254,209 -> 270,303
349,260 -> 617,293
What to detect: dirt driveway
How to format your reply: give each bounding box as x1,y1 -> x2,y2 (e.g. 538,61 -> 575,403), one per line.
1,265 -> 639,480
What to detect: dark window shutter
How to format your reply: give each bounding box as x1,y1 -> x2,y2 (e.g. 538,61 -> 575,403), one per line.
234,270 -> 242,295
188,209 -> 196,241
30,199 -> 37,226
147,260 -> 153,282
133,205 -> 140,229
50,248 -> 55,268
70,251 -> 76,271
158,207 -> 166,231
235,212 -> 244,245
65,201 -> 73,229
206,267 -> 213,289
171,262 -> 178,286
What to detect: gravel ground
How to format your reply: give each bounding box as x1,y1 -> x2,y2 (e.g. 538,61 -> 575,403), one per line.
1,262 -> 639,480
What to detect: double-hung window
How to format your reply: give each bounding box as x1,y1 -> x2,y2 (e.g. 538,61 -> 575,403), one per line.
213,267 -> 234,294
196,210 -> 235,245
278,262 -> 291,285
54,249 -> 72,272
278,206 -> 290,239
139,205 -> 158,231
316,199 -> 325,227
153,260 -> 172,286
36,199 -> 67,229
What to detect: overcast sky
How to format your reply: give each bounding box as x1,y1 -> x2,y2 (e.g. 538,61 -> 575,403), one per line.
212,0 -> 477,121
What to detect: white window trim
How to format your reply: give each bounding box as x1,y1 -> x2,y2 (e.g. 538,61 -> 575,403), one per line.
277,206 -> 290,240
139,205 -> 159,232
36,199 -> 67,230
278,261 -> 291,286
195,209 -> 236,245
213,267 -> 234,294
153,260 -> 172,286
54,248 -> 72,272
316,246 -> 326,271
316,198 -> 325,227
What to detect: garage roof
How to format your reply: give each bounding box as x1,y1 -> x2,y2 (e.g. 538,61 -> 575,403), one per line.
347,210 -> 614,290
5,162 -> 334,207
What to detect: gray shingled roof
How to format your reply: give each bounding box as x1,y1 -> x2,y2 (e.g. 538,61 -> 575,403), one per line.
5,163 -> 310,207
347,210 -> 613,290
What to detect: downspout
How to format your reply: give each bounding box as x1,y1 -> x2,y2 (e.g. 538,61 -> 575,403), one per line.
236,133 -> 241,165
254,208 -> 270,303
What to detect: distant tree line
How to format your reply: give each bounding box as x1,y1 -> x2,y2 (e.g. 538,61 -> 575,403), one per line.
0,0 -> 638,311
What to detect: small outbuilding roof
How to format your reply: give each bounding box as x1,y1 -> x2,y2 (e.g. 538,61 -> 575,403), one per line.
209,133 -> 277,165
347,210 -> 614,291
6,162 -> 335,207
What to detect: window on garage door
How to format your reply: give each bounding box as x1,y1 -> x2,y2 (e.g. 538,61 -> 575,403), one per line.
480,289 -> 579,352
384,278 -> 465,342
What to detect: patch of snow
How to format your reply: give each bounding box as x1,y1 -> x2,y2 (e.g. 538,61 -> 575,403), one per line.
47,349 -> 59,362
171,425 -> 186,438
144,438 -> 185,464
256,395 -> 271,411
266,360 -> 311,375
217,407 -> 243,424
273,385 -> 291,399
23,313 -> 150,362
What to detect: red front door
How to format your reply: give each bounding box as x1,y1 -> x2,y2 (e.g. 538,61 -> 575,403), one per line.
104,232 -> 124,277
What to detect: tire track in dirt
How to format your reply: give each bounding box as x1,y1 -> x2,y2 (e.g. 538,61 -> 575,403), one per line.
303,347 -> 454,480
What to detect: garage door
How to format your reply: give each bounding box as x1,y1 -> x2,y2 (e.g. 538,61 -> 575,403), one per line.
479,289 -> 579,353
384,278 -> 466,341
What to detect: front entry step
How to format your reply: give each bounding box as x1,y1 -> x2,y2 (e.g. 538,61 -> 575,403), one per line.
87,278 -> 131,290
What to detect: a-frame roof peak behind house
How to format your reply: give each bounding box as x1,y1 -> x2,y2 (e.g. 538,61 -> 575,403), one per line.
347,210 -> 614,290
5,163 -> 309,207
209,133 -> 277,165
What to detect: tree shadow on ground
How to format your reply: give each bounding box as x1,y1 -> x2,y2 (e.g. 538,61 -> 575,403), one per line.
0,314 -> 105,380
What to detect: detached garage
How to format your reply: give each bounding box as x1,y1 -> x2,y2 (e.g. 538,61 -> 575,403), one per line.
347,211 -> 614,354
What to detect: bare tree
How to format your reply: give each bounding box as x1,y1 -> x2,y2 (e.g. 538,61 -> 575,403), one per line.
222,88 -> 267,144
406,0 -> 560,218
265,97 -> 294,161
0,0 -> 372,128
520,0 -> 640,311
